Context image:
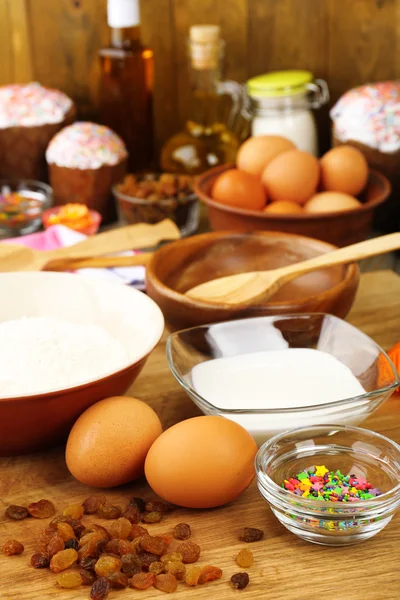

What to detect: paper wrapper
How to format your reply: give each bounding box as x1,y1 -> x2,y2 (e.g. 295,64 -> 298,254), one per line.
48,158 -> 127,224
0,106 -> 76,182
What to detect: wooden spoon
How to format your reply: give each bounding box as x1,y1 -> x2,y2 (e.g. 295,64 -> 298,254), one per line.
0,219 -> 179,272
185,232 -> 400,305
45,252 -> 153,271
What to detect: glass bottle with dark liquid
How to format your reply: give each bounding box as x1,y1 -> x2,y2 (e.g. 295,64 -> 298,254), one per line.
161,25 -> 246,175
99,0 -> 154,172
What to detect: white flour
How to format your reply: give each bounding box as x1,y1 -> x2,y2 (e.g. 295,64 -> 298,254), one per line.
0,316 -> 129,397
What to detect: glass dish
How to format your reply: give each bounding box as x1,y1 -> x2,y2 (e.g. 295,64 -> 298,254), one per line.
256,424 -> 400,545
0,179 -> 53,237
166,314 -> 399,446
112,173 -> 199,237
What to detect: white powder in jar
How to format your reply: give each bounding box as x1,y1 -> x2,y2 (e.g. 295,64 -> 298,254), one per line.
0,316 -> 129,397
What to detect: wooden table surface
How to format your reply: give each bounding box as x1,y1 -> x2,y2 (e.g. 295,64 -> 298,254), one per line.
1,270 -> 400,600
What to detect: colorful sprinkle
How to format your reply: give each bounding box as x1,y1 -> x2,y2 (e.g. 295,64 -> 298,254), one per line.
0,82 -> 73,129
46,122 -> 128,170
331,81 -> 400,153
282,466 -> 382,502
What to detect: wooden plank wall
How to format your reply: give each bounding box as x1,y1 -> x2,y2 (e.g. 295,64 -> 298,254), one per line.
0,0 -> 398,154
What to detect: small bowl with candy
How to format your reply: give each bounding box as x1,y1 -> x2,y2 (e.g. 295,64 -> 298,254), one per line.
42,203 -> 102,236
256,424 -> 400,546
0,179 -> 52,237
113,173 -> 199,237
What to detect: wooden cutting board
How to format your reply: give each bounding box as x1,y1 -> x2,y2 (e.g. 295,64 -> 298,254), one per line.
1,270 -> 400,600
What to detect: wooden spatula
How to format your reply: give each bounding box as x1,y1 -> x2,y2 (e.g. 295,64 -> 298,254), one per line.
45,252 -> 153,271
0,219 -> 179,272
185,232 -> 400,305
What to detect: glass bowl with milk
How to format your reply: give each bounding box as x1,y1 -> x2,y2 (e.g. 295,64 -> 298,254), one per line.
166,314 -> 399,446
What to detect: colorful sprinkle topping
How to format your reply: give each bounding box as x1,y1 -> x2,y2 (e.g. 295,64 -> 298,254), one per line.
331,81 -> 400,154
47,204 -> 95,231
282,466 -> 382,502
0,83 -> 73,129
46,122 -> 128,170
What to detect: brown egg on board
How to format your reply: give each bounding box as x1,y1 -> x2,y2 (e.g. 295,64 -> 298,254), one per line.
305,191 -> 362,214
263,201 -> 304,214
212,169 -> 267,211
144,416 -> 258,509
320,146 -> 369,196
236,135 -> 296,177
261,150 -> 320,205
66,396 -> 162,488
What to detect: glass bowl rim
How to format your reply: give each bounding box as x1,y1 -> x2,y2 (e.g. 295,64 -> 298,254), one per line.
255,423 -> 400,508
0,178 -> 53,197
166,313 -> 400,415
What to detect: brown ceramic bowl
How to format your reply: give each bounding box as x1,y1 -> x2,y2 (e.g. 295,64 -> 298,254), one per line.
146,231 -> 359,330
195,164 -> 391,247
0,272 -> 164,456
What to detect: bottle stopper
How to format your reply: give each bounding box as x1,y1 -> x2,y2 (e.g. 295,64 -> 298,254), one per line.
189,25 -> 222,70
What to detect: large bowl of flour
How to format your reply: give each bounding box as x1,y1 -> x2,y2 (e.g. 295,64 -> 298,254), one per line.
0,271 -> 164,455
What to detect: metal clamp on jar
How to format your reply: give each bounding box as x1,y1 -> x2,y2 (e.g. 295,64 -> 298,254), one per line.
245,70 -> 329,156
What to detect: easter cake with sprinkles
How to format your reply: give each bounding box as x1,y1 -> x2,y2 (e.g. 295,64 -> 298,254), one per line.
0,82 -> 75,181
46,122 -> 128,223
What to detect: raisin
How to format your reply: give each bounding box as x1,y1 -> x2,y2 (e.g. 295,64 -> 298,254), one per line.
78,543 -> 95,560
56,571 -> 82,588
104,538 -> 120,555
118,540 -> 135,556
130,524 -> 148,539
129,497 -> 146,512
239,527 -> 264,543
64,538 -> 79,551
71,520 -> 86,538
108,571 -> 129,589
185,566 -> 202,586
177,541 -> 201,564
130,572 -> 155,590
83,524 -> 111,540
31,552 -> 50,568
139,534 -> 167,556
80,531 -> 105,548
110,517 -> 132,540
49,514 -> 71,528
50,548 -> 78,573
198,565 -> 222,584
160,533 -> 173,547
2,539 -> 24,555
79,557 -> 96,571
90,576 -> 110,600
155,573 -> 178,593
122,505 -> 140,524
165,560 -> 186,581
142,511 -> 162,523
121,553 -> 142,576
28,499 -> 56,519
231,572 -> 249,590
5,505 -> 29,520
173,523 -> 191,540
95,555 -> 122,577
36,528 -> 56,553
83,495 -> 107,515
47,534 -> 65,558
149,561 -> 165,575
137,550 -> 159,568
57,522 -> 76,541
97,504 -> 122,519
63,504 -> 84,520
80,568 -> 96,586
161,551 -> 183,564
145,501 -> 169,513
236,548 -> 253,568
94,539 -> 109,557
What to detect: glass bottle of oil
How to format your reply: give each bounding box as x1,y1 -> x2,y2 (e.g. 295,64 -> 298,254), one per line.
161,25 -> 242,175
98,0 -> 154,172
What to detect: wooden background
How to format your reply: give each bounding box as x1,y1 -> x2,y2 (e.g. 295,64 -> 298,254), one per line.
0,0 -> 397,153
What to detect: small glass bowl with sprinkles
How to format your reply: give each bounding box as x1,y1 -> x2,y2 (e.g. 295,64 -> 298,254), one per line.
256,425 -> 400,546
0,180 -> 53,237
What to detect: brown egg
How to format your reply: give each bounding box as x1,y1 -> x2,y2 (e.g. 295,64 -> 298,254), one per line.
263,201 -> 304,215
212,169 -> 266,210
66,396 -> 162,488
261,150 -> 320,205
236,135 -> 296,177
144,416 -> 258,509
320,146 -> 369,196
305,191 -> 362,214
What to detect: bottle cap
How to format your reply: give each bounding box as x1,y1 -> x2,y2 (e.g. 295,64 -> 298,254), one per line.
189,25 -> 222,70
107,0 -> 140,28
